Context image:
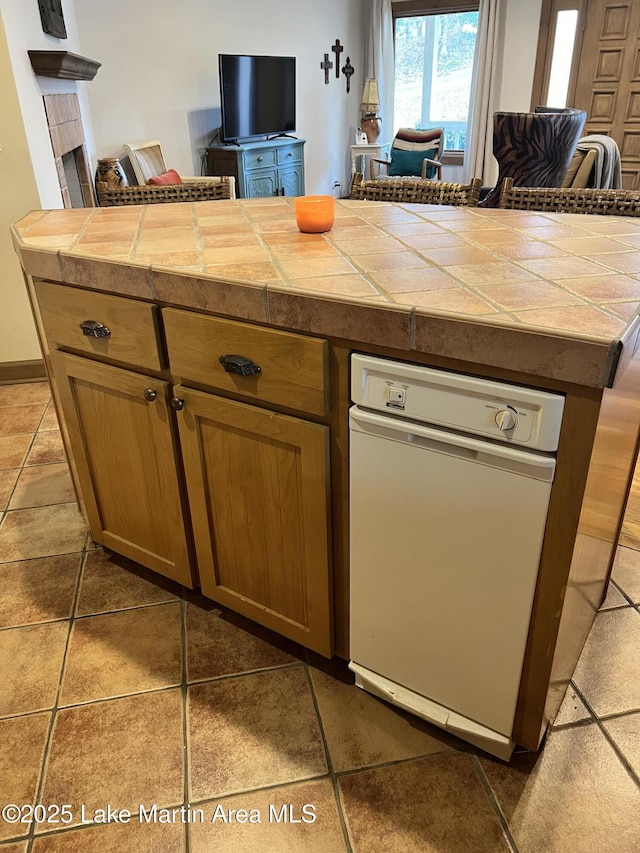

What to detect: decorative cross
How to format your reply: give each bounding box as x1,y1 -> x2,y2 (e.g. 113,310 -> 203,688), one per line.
332,39 -> 343,78
321,54 -> 333,84
342,57 -> 355,93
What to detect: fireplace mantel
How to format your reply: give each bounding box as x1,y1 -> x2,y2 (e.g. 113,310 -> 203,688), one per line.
28,50 -> 101,81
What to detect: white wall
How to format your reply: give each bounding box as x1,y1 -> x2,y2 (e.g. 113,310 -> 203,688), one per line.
499,0 -> 543,112
0,0 -> 94,209
75,0 -> 367,197
0,0 -> 95,363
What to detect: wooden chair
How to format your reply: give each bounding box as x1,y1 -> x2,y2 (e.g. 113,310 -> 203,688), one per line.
481,109 -> 586,207
497,177 -> 640,216
370,128 -> 444,181
97,176 -> 236,206
123,139 -> 232,191
350,173 -> 481,206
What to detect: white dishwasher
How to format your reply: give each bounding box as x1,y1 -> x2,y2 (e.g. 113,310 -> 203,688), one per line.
348,354 -> 565,759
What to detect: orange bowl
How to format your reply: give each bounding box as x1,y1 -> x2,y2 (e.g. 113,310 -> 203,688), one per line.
294,195 -> 335,233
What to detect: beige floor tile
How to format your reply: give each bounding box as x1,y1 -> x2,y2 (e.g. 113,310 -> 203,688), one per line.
190,779 -> 347,853
0,553 -> 81,629
61,602 -> 182,705
40,690 -> 184,831
572,608 -> 640,716
76,549 -> 178,616
31,821 -> 184,853
310,668 -> 453,772
600,582 -> 628,610
0,468 -> 19,510
0,382 -> 51,408
26,430 -> 66,466
0,435 -> 33,470
551,685 -> 591,726
39,403 -> 60,431
602,712 -> 640,778
339,753 -> 509,853
186,603 -> 295,682
188,667 -> 327,800
0,712 -> 50,841
0,622 -> 68,716
481,724 -> 640,853
0,842 -> 28,852
0,403 -> 47,436
0,503 -> 86,562
9,463 -> 75,509
611,546 -> 640,603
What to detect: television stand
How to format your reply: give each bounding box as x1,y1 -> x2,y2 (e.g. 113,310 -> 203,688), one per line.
266,133 -> 298,140
206,138 -> 305,199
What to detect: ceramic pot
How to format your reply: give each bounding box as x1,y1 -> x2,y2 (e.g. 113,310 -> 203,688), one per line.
95,158 -> 129,190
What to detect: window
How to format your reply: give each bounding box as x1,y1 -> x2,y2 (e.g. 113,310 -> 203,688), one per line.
393,2 -> 480,153
531,0 -> 586,111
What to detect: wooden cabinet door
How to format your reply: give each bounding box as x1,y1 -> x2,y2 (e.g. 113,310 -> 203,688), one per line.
52,352 -> 194,587
279,164 -> 304,196
174,385 -> 333,656
245,169 -> 279,198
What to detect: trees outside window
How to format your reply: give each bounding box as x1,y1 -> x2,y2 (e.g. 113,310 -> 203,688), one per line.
394,11 -> 479,151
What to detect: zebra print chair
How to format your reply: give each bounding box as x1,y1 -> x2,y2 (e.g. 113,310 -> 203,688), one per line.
481,108 -> 586,207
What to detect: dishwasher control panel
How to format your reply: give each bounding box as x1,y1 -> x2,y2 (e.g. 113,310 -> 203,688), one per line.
351,354 -> 565,452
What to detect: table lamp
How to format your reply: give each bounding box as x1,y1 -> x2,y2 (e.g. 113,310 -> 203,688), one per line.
360,78 -> 381,143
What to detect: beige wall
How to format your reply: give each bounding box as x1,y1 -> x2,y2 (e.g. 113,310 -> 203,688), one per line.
0,13 -> 42,362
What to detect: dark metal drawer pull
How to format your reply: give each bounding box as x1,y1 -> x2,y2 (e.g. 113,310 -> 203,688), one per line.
80,320 -> 111,338
219,354 -> 262,377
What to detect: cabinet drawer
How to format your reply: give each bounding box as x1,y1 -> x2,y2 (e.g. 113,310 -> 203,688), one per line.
244,149 -> 276,170
35,281 -> 163,371
163,308 -> 328,415
277,145 -> 302,166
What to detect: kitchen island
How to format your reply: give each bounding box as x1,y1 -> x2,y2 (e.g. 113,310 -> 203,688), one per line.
12,197 -> 640,754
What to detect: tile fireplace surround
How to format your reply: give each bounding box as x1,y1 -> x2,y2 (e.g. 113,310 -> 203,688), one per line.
42,93 -> 94,209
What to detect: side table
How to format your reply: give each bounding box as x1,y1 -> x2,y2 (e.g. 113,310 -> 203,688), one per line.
350,142 -> 390,178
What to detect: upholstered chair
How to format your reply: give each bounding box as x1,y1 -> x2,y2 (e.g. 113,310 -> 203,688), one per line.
370,128 -> 444,181
480,108 -> 586,207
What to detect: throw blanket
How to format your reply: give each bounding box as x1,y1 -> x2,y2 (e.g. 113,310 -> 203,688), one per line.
576,135 -> 622,189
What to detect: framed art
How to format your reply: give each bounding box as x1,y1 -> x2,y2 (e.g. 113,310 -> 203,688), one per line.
38,0 -> 68,39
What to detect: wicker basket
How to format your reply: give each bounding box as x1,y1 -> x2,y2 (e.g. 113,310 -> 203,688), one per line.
97,177 -> 235,206
498,177 -> 640,216
349,174 -> 481,207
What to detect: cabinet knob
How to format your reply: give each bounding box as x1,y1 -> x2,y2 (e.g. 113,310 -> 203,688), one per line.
143,389 -> 157,402
219,354 -> 261,377
257,156 -> 263,163
287,151 -> 292,157
79,320 -> 111,338
171,397 -> 185,411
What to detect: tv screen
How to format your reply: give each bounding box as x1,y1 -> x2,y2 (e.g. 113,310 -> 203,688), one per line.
219,54 -> 296,143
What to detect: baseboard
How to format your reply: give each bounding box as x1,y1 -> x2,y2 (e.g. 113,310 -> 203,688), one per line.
0,359 -> 47,384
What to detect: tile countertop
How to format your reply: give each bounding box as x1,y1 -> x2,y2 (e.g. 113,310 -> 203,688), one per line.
12,197 -> 640,389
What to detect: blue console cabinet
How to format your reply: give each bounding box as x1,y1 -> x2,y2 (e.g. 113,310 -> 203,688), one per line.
206,138 -> 305,199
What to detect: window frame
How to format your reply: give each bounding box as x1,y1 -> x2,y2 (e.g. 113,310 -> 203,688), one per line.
530,0 -> 587,110
391,0 -> 480,162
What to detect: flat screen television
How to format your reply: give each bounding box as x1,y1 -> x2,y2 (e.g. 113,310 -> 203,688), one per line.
219,54 -> 296,143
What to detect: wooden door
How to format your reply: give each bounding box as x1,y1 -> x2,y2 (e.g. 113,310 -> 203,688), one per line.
573,0 -> 640,188
52,352 -> 194,587
174,385 -> 333,656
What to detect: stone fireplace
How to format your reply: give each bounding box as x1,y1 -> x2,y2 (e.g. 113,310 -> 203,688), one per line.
28,50 -> 101,209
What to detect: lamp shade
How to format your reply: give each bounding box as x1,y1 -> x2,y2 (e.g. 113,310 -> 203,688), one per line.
360,77 -> 380,113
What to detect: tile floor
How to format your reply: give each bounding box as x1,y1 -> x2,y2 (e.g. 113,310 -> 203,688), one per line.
0,381 -> 639,852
